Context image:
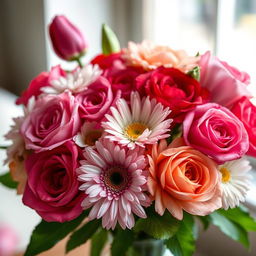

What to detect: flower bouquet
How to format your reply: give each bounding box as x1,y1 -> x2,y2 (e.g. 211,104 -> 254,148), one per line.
1,15 -> 256,256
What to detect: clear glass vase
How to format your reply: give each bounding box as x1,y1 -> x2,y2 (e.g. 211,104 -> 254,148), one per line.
129,239 -> 166,256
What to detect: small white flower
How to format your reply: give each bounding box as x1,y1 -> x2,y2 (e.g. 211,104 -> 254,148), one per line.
41,64 -> 102,94
102,91 -> 172,149
73,122 -> 103,148
219,158 -> 252,210
4,97 -> 35,164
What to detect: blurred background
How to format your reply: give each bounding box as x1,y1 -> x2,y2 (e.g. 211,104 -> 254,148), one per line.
1,0 -> 256,255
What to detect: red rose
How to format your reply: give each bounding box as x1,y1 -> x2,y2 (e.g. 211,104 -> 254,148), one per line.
104,62 -> 144,100
136,67 -> 209,122
16,65 -> 66,106
91,52 -> 123,69
231,96 -> 256,157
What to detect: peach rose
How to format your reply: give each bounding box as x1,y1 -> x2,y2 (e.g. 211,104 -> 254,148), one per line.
123,40 -> 198,72
9,153 -> 28,195
147,138 -> 222,220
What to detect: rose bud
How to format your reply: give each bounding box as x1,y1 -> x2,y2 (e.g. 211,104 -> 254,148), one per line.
49,15 -> 88,61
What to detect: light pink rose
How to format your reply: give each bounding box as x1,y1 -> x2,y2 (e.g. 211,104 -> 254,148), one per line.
231,96 -> 256,157
23,141 -> 84,222
20,91 -> 81,152
183,103 -> 249,164
16,65 -> 66,105
76,76 -> 121,122
0,225 -> 18,256
199,51 -> 251,107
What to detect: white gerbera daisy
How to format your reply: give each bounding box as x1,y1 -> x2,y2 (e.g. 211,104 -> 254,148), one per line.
102,91 -> 172,149
219,158 -> 252,210
41,64 -> 102,94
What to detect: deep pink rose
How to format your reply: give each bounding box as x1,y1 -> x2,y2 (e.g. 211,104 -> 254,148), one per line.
183,103 -> 249,164
23,141 -> 84,222
199,51 -> 252,107
104,62 -> 144,100
136,67 -> 209,122
21,91 -> 81,152
49,15 -> 88,60
16,65 -> 66,106
76,76 -> 121,122
91,52 -> 123,69
232,96 -> 256,157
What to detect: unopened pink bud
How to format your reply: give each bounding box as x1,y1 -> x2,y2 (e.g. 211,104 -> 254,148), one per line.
49,15 -> 88,61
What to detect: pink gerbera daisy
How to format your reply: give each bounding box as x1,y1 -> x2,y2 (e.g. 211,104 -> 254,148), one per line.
77,138 -> 150,230
102,91 -> 172,149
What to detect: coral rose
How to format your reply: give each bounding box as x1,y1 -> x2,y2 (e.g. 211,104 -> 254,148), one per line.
123,40 -> 198,72
199,51 -> 252,107
22,141 -> 84,222
136,67 -> 209,122
183,103 -> 249,164
231,96 -> 256,157
147,138 -> 222,220
16,65 -> 66,105
20,91 -> 81,152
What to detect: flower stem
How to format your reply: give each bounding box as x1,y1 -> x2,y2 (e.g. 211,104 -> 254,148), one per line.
75,58 -> 83,68
0,146 -> 8,150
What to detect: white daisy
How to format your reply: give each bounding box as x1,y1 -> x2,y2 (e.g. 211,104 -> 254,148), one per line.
73,122 -> 103,148
219,158 -> 252,210
4,97 -> 35,164
41,64 -> 102,94
102,91 -> 172,149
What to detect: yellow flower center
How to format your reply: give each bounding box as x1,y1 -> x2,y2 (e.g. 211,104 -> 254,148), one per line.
124,122 -> 148,140
84,131 -> 102,146
220,167 -> 231,183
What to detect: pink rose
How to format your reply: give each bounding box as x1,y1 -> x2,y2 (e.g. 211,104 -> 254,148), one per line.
183,103 -> 249,164
23,141 -> 84,222
231,96 -> 256,157
21,91 -> 81,152
76,76 -> 120,122
199,51 -> 251,107
16,65 -> 66,105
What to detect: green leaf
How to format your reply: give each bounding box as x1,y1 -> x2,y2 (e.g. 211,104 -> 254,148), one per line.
187,66 -> 200,81
165,214 -> 196,256
66,219 -> 101,253
0,145 -> 8,149
134,210 -> 180,240
197,215 -> 211,230
102,24 -> 120,55
90,228 -> 108,256
0,172 -> 18,189
24,212 -> 88,256
111,228 -> 134,256
210,211 -> 249,249
218,206 -> 256,232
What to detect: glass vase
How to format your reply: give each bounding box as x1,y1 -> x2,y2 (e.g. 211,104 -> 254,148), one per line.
129,238 -> 167,256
